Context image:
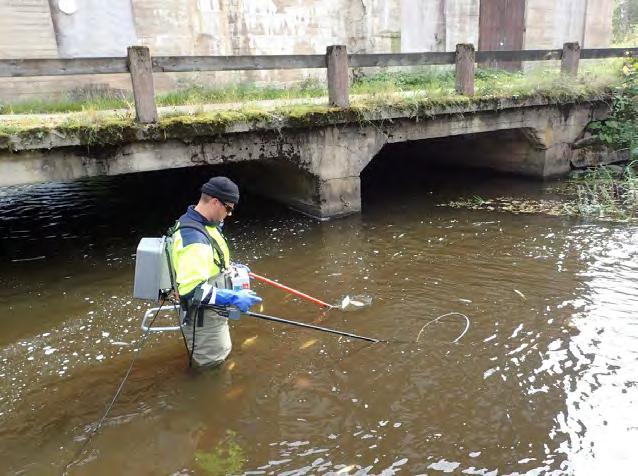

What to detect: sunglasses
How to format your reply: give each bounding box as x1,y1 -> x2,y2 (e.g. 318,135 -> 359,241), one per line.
219,200 -> 234,215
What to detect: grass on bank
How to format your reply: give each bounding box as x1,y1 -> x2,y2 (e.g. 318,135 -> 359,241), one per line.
0,80 -> 327,116
440,163 -> 638,223
569,162 -> 638,220
0,59 -> 625,116
447,161 -> 638,223
0,59 -> 626,146
350,59 -> 623,109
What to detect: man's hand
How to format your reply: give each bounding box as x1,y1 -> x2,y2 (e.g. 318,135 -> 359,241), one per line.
232,289 -> 262,312
214,288 -> 262,312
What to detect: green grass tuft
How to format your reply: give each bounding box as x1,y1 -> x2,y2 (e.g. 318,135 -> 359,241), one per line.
569,161 -> 638,221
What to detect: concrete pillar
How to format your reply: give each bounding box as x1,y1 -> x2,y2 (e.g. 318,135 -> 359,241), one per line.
274,125 -> 385,219
235,160 -> 363,221
250,174 -> 362,220
312,176 -> 361,219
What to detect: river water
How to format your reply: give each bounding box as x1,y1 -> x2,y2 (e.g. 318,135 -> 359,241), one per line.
1,163 -> 637,475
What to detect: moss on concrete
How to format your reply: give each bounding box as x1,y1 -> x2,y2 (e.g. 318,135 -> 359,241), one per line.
0,87 -> 615,153
152,109 -> 272,138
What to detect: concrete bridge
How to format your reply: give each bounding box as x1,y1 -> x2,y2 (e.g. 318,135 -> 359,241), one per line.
0,95 -> 612,219
2,43 -> 634,218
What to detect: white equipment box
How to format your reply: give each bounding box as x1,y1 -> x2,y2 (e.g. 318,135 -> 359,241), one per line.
133,237 -> 172,301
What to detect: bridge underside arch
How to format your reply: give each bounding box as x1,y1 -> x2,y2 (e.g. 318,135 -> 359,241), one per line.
364,128 -> 549,179
361,128 -> 551,203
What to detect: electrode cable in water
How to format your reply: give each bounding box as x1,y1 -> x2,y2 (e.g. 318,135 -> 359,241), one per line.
61,297 -> 166,474
62,305 -> 469,473
415,312 -> 471,344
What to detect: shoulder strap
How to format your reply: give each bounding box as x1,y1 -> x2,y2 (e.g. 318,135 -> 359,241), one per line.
168,221 -> 227,270
163,236 -> 177,294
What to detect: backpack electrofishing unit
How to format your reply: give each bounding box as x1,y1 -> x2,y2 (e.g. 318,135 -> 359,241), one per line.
132,228 -> 250,333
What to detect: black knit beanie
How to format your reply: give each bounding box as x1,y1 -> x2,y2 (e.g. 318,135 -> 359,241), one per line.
201,176 -> 240,204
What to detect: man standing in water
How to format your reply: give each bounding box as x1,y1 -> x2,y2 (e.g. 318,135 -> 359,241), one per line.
170,176 -> 262,367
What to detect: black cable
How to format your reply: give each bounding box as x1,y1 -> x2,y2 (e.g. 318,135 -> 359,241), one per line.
171,299 -> 192,365
175,306 -> 190,360
61,299 -> 165,474
190,312 -> 196,367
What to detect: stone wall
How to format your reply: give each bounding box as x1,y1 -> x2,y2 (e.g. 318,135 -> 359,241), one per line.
401,0 -> 614,51
523,0 -> 614,71
525,0 -> 614,49
583,0 -> 616,48
401,0 -> 479,53
0,0 -> 401,102
401,0 -> 446,52
444,0 -> 479,52
50,0 -> 138,57
0,0 -> 58,59
0,0 -> 615,102
552,0 -> 588,49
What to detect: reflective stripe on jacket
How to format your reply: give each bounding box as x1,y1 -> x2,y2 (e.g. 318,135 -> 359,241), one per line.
170,205 -> 231,297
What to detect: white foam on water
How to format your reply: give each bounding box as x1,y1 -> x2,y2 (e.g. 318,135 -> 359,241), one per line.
339,294 -> 372,311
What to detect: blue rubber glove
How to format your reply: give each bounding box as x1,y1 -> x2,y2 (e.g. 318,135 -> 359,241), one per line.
214,288 -> 262,312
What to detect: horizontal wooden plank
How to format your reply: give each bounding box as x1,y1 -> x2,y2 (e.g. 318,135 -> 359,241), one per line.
152,55 -> 326,72
476,49 -> 563,62
580,47 -> 638,59
0,58 -> 128,77
349,52 -> 456,67
1,47 -> 636,78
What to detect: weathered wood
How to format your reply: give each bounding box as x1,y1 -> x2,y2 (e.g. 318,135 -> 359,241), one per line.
456,44 -> 475,97
476,49 -> 563,62
580,47 -> 638,59
326,45 -> 349,108
153,55 -> 326,72
349,52 -> 456,67
128,46 -> 158,124
561,42 -> 581,76
2,47 -> 637,79
0,58 -> 128,77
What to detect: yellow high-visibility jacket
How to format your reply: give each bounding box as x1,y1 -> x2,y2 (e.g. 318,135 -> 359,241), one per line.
169,206 -> 230,298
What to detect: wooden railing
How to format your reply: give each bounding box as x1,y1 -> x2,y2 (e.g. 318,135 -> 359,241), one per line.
0,43 -> 636,123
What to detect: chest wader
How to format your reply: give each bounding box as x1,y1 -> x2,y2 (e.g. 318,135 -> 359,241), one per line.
167,221 -> 231,367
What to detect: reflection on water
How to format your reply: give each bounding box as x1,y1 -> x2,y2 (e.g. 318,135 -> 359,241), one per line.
0,166 -> 637,475
552,227 -> 638,474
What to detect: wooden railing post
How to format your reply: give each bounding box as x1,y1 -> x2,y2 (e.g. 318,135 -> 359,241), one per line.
455,43 -> 475,96
326,45 -> 349,108
127,46 -> 158,123
561,42 -> 581,77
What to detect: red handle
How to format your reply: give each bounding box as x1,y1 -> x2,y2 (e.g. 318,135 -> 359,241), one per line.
249,272 -> 333,309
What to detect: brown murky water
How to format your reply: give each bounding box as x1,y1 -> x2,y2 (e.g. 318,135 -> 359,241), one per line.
1,164 -> 637,475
